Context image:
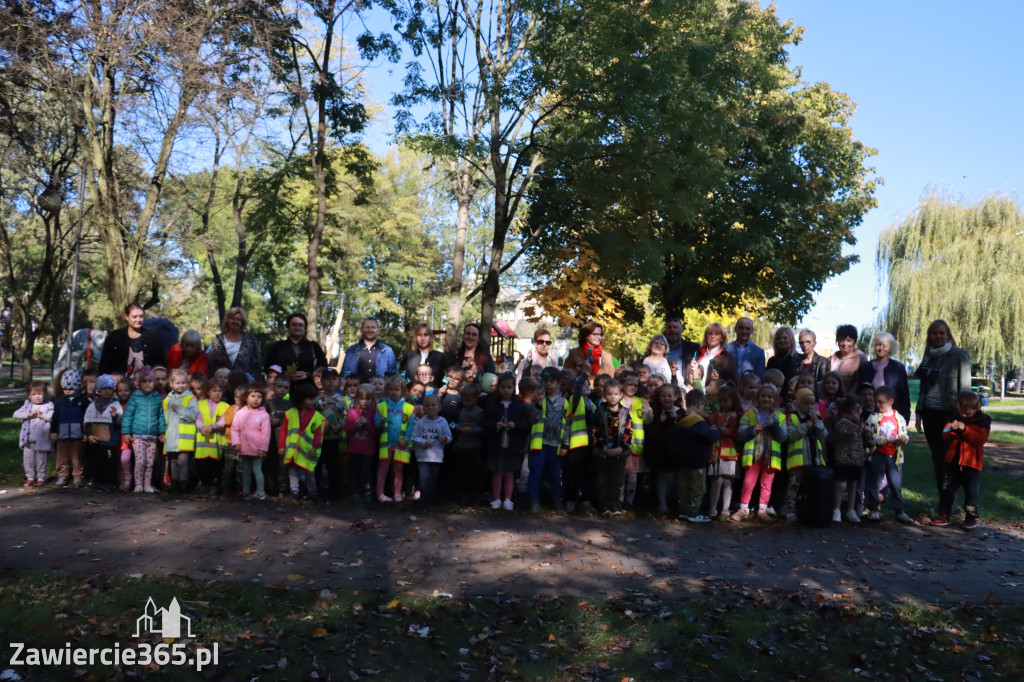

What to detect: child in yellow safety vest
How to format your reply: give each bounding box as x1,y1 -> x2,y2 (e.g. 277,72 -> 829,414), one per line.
619,372 -> 651,508
195,378 -> 229,495
374,376 -> 416,503
730,384 -> 788,522
162,369 -> 198,492
278,383 -> 325,501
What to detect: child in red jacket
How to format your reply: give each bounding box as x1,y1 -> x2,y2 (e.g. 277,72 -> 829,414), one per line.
933,390 -> 991,528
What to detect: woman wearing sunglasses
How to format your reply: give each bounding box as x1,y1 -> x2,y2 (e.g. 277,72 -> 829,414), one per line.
516,328 -> 558,389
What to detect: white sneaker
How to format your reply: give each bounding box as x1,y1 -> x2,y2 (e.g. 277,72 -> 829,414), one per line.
687,514 -> 712,523
869,510 -> 882,521
490,499 -> 502,510
133,486 -> 144,493
831,509 -> 842,523
394,492 -> 404,502
895,512 -> 915,524
143,486 -> 156,494
728,509 -> 748,522
377,493 -> 393,503
844,509 -> 861,523
502,499 -> 514,511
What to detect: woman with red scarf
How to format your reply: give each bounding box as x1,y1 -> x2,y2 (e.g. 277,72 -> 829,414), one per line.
565,321 -> 616,387
693,323 -> 731,385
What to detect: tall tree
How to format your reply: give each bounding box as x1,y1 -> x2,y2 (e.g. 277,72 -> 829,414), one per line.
526,0 -> 877,327
0,4 -> 85,379
272,0 -> 376,338
878,193 -> 1024,367
367,0 -> 551,352
50,0 -> 279,308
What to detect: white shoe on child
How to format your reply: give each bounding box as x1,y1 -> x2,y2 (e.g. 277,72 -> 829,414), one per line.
133,486 -> 143,493
143,486 -> 156,494
728,509 -> 748,522
378,493 -> 393,503
502,499 -> 514,511
844,509 -> 861,523
394,493 -> 404,502
490,499 -> 502,510
832,509 -> 842,523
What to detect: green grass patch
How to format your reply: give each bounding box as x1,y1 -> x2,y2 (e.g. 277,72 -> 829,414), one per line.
901,440 -> 1024,521
988,430 -> 1024,446
0,401 -> 23,483
985,397 -> 1024,408
983,408 -> 1024,426
0,574 -> 1022,681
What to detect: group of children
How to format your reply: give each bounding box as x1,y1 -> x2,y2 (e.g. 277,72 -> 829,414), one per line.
15,351 -> 990,528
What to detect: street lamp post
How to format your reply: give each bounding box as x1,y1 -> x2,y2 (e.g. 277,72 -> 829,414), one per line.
65,171 -> 86,370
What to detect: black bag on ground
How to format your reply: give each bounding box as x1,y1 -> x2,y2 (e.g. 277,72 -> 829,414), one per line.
796,465 -> 835,527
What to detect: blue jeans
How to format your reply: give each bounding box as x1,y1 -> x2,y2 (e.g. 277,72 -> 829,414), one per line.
417,461 -> 441,504
527,445 -> 563,503
865,451 -> 904,514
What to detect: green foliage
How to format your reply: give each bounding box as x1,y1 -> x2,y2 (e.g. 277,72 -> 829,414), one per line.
878,193 -> 1024,366
527,0 -> 878,323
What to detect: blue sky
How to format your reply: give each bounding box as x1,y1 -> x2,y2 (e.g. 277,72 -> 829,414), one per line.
357,2 -> 1024,346
772,0 -> 1024,343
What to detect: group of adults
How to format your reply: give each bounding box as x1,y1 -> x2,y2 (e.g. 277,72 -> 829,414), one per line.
97,303 -> 264,380
98,304 -> 971,502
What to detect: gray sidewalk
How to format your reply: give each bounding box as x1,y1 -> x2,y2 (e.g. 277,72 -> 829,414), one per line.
1,488 -> 1022,604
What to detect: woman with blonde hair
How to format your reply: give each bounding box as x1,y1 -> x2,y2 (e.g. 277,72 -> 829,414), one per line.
401,323 -> 447,388
208,307 -> 262,379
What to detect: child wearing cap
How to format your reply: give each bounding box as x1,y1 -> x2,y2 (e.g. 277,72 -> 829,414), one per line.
83,374 -> 124,490
50,368 -> 92,487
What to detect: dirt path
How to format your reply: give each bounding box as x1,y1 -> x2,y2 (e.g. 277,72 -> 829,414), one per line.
2,488 -> 1022,605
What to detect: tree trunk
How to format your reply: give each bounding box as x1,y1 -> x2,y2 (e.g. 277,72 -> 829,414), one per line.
445,185 -> 471,353
303,0 -> 337,340
479,111 -> 509,356
21,327 -> 36,387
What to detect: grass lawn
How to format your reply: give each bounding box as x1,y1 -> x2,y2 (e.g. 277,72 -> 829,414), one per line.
982,408 -> 1024,426
986,397 -> 1024,408
900,438 -> 1024,521
1,574 -> 1022,681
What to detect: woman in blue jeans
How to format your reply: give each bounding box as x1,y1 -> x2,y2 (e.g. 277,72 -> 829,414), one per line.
913,320 -> 972,500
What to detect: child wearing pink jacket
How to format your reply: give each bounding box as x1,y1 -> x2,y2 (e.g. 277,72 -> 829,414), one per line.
344,384 -> 380,502
231,385 -> 272,501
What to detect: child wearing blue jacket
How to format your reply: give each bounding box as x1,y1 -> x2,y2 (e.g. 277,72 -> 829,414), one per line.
122,367 -> 166,493
50,369 -> 91,487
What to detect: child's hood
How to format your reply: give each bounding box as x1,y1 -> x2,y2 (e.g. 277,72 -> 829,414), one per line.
676,413 -> 705,428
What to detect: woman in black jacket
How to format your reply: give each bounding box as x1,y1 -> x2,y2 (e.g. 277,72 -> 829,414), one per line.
97,303 -> 165,379
400,323 -> 447,388
866,331 -> 911,422
766,327 -> 801,398
796,328 -> 829,384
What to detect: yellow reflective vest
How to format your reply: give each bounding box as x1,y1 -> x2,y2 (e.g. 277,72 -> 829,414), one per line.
530,396 -> 567,453
784,412 -> 826,469
282,408 -> 326,472
740,408 -> 784,471
162,393 -> 197,453
564,394 -> 590,450
377,401 -> 414,464
624,397 -> 645,456
195,399 -> 229,460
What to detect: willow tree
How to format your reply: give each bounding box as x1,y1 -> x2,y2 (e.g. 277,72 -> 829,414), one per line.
877,193 -> 1024,366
